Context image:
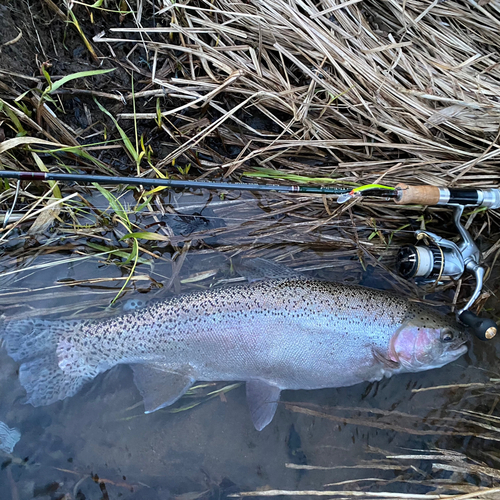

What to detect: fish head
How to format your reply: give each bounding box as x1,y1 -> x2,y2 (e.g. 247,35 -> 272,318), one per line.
390,309 -> 469,372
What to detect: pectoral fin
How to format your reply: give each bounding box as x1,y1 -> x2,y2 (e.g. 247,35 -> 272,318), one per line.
372,347 -> 400,370
131,364 -> 195,413
246,380 -> 281,431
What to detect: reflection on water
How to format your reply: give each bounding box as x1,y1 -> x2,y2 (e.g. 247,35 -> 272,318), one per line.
0,189 -> 499,499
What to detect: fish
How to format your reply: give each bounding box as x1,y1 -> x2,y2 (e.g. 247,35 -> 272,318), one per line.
0,269 -> 469,431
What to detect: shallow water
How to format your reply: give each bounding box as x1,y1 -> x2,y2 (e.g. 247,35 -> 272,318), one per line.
0,189 -> 498,499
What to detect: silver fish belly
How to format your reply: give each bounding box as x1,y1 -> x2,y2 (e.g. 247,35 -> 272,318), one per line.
1,279 -> 469,430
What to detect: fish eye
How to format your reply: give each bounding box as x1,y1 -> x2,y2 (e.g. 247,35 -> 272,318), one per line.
441,330 -> 454,343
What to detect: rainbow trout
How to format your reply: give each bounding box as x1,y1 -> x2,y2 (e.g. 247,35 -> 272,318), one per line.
1,277 -> 468,430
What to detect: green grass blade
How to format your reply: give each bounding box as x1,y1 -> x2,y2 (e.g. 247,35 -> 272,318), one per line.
243,167 -> 354,186
135,195 -> 153,212
92,183 -> 131,229
94,98 -> 139,162
121,231 -> 170,242
110,239 -> 139,304
48,69 -> 115,94
131,73 -> 140,175
32,152 -> 62,198
86,242 -> 151,266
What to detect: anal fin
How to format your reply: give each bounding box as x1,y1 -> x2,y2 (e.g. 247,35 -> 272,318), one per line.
131,364 -> 195,413
246,380 -> 281,431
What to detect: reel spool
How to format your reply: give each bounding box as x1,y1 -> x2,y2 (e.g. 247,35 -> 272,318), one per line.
397,240 -> 461,282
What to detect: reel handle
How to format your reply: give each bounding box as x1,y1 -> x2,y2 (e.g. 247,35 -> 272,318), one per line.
459,310 -> 498,341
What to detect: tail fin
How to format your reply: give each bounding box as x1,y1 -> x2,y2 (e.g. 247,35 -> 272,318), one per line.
1,317 -> 98,406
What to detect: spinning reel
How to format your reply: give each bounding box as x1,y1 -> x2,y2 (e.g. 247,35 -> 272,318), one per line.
393,184 -> 499,341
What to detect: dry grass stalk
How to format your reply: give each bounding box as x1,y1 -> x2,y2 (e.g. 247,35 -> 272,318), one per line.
229,486 -> 500,498
96,0 -> 500,185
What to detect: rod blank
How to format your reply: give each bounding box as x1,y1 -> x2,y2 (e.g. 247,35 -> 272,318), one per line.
0,170 -> 350,196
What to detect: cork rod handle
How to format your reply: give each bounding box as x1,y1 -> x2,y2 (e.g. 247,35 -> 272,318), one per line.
394,183 -> 441,205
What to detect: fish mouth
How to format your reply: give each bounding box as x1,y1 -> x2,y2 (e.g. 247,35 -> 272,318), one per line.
449,327 -> 471,352
454,343 -> 469,355
426,341 -> 468,370
452,336 -> 468,348
445,340 -> 469,361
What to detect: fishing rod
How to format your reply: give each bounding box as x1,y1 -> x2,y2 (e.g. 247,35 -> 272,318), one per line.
0,170 -> 357,196
0,170 -> 498,340
0,171 -> 388,231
